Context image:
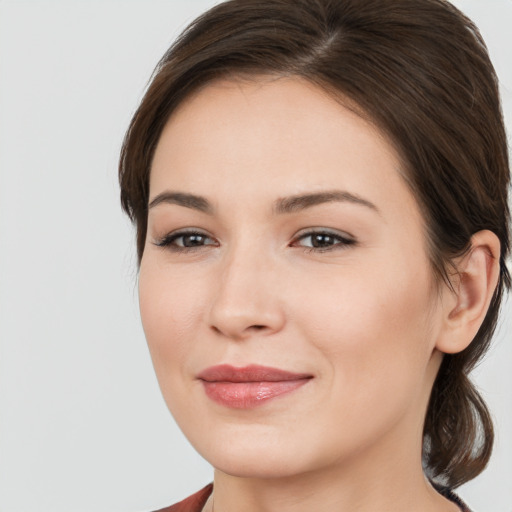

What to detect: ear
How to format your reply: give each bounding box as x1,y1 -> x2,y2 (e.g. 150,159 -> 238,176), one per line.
436,230 -> 501,354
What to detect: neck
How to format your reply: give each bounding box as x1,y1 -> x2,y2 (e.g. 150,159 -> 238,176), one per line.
210,421 -> 459,512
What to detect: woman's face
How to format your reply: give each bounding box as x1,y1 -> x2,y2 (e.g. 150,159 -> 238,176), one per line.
139,77 -> 448,479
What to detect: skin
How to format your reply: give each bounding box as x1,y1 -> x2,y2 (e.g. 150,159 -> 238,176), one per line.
139,76 -> 499,511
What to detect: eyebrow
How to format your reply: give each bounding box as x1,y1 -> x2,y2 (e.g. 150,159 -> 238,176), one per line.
274,190 -> 379,215
147,189 -> 379,215
148,192 -> 213,214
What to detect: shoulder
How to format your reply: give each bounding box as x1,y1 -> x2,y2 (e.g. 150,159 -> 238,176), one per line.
152,483 -> 213,512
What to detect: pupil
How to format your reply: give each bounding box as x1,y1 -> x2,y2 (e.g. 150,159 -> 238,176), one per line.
313,234 -> 333,247
184,234 -> 204,247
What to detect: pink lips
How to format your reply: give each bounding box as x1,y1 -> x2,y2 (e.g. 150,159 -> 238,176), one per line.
197,364 -> 312,409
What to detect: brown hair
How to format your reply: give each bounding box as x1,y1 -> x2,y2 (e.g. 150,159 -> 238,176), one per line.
119,0 -> 511,488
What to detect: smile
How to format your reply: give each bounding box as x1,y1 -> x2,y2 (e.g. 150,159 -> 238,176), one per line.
197,364 -> 313,409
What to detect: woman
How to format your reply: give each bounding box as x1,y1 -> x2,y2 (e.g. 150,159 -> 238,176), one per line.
119,0 -> 510,510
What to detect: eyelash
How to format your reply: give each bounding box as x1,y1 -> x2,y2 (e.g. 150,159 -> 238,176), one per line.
153,229 -> 356,253
153,230 -> 217,251
293,229 -> 356,253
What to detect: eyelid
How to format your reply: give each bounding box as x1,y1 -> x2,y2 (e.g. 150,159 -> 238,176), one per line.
152,228 -> 218,249
151,226 -> 356,252
293,227 -> 355,240
291,227 -> 357,251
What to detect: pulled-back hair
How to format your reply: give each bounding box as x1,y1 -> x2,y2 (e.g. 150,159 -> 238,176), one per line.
119,0 -> 511,488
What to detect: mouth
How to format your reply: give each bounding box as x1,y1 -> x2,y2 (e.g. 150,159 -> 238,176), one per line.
197,364 -> 313,409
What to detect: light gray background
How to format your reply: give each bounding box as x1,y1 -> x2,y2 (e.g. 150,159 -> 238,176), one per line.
0,1 -> 510,511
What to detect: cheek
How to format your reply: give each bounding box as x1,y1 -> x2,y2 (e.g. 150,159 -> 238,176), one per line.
295,255 -> 437,406
138,257 -> 205,374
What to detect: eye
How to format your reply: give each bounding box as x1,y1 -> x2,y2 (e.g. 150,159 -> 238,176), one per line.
153,230 -> 218,251
292,229 -> 356,252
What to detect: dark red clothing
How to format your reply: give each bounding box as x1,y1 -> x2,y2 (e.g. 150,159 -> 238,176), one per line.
154,482 -> 472,511
153,483 -> 213,512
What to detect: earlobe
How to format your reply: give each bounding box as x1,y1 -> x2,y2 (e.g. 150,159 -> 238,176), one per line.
436,230 -> 501,354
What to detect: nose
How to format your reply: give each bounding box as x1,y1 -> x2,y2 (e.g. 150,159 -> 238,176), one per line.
208,244 -> 286,341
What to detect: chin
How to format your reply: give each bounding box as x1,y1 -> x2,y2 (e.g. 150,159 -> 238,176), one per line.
207,448 -> 307,480
187,423 -> 339,480
196,431 -> 295,477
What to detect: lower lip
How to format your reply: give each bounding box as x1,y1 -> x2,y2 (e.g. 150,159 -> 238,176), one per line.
201,379 -> 310,409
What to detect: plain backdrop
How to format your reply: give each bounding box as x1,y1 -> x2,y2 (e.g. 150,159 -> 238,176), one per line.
0,1 -> 510,511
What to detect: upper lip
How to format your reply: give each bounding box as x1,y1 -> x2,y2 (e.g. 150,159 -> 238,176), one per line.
197,364 -> 313,383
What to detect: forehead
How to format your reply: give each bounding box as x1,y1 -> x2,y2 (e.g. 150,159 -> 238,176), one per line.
150,76 -> 420,222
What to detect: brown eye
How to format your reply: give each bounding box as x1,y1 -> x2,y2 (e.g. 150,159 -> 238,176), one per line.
293,230 -> 356,251
309,233 -> 338,248
154,230 -> 217,250
178,233 -> 211,247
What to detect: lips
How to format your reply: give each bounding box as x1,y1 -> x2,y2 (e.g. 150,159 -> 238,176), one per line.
197,364 -> 313,409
